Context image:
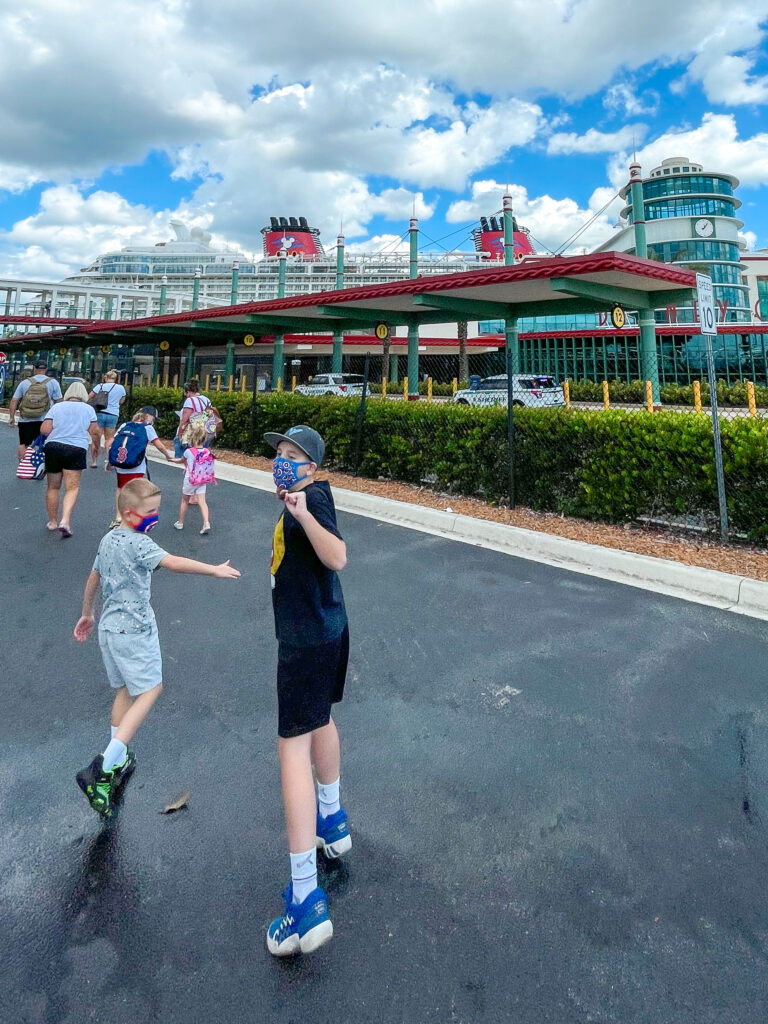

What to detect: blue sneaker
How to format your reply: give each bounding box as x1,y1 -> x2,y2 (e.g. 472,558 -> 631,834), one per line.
266,884 -> 333,956
315,806 -> 352,860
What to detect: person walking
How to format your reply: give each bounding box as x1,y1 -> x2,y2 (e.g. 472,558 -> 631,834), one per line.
173,379 -> 213,458
87,369 -> 126,468
73,477 -> 241,817
8,360 -> 62,461
107,406 -> 173,528
40,381 -> 100,537
169,422 -> 215,534
263,424 -> 351,957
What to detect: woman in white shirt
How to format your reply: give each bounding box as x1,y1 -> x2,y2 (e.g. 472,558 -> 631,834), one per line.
87,368 -> 126,468
40,382 -> 99,538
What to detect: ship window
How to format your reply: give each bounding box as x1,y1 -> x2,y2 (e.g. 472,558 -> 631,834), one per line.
663,168 -> 670,174
672,167 -> 680,172
683,166 -> 689,172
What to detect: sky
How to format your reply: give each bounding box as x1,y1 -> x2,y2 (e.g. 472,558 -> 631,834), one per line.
0,0 -> 767,281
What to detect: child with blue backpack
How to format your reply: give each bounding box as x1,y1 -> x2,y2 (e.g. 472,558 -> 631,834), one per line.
107,407 -> 173,529
168,421 -> 216,534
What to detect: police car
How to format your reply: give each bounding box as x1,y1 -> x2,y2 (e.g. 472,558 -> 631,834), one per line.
293,373 -> 366,397
453,374 -> 565,408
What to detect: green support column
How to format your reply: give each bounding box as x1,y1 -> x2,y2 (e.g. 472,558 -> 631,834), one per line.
223,339 -> 236,385
185,342 -> 195,380
407,216 -> 419,398
390,352 -> 399,384
332,232 -> 345,373
159,276 -> 167,316
82,347 -> 91,378
629,161 -> 660,404
272,248 -> 287,387
192,268 -> 201,310
152,347 -> 160,382
106,297 -> 114,320
502,193 -> 520,375
230,260 -> 239,305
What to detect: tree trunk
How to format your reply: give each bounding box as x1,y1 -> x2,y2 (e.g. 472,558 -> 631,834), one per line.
458,320 -> 469,384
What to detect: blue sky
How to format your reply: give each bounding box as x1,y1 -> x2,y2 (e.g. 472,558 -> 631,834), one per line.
0,0 -> 766,279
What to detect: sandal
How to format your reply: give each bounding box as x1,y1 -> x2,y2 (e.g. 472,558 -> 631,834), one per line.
200,523 -> 211,535
58,523 -> 72,538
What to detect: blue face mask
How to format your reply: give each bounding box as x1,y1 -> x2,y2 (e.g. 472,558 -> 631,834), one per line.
129,511 -> 159,533
273,456 -> 310,490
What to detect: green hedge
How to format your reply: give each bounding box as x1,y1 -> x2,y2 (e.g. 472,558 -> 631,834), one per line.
568,377 -> 768,408
126,386 -> 768,541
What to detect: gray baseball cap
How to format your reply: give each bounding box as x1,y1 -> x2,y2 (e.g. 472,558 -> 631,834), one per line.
263,424 -> 325,466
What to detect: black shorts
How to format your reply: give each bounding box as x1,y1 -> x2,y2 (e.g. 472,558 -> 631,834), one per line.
277,626 -> 349,738
18,421 -> 43,446
44,442 -> 87,474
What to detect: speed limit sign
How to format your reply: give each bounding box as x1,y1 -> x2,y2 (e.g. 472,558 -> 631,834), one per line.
696,273 -> 716,335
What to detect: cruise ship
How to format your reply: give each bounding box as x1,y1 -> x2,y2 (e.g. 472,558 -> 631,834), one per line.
61,214 -> 537,314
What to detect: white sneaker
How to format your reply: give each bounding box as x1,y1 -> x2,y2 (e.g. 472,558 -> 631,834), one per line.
173,521 -> 184,530
200,523 -> 211,535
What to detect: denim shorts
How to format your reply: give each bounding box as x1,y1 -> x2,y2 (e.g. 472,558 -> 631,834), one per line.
96,412 -> 118,429
99,625 -> 163,695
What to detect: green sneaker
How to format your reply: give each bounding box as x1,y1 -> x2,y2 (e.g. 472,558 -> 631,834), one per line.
76,755 -> 116,816
112,748 -> 137,790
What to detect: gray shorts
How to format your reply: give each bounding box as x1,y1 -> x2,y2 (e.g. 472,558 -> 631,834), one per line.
99,625 -> 163,696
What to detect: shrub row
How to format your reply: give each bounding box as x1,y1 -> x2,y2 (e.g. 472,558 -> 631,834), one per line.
126,386 -> 768,541
568,377 -> 768,408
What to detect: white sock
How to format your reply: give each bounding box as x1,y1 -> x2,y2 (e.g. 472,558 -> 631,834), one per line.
102,738 -> 127,773
290,849 -> 317,904
110,726 -> 118,740
317,777 -> 341,819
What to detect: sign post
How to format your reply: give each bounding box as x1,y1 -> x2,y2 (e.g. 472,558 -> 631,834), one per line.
0,352 -> 6,404
697,273 -> 728,541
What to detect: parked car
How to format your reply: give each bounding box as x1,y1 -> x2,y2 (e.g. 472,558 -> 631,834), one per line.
293,373 -> 366,397
453,374 -> 565,408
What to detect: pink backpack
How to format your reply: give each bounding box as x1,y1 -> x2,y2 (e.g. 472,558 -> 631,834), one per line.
188,447 -> 216,487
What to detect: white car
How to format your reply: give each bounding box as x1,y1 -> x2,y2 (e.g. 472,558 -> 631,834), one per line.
453,374 -> 565,409
293,373 -> 366,397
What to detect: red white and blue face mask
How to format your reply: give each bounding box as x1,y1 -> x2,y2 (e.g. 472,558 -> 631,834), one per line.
127,510 -> 160,533
273,456 -> 310,490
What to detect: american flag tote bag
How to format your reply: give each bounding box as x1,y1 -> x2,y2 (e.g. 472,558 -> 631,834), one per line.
16,436 -> 46,480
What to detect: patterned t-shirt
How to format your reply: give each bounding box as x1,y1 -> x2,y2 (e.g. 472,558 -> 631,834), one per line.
92,529 -> 167,633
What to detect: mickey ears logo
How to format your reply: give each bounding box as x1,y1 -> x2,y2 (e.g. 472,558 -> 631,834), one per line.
287,427 -> 300,436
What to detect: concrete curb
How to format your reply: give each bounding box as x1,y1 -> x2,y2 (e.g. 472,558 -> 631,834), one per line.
148,449 -> 768,621
4,409 -> 767,620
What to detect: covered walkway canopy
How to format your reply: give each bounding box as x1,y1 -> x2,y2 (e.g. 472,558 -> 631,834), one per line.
0,252 -> 697,398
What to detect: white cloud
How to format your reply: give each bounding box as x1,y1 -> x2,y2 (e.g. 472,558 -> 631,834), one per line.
445,179 -> 625,253
607,113 -> 768,190
675,10 -> 768,105
603,82 -> 660,118
547,125 -> 646,156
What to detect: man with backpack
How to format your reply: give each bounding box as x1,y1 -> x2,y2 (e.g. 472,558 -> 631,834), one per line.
8,361 -> 62,461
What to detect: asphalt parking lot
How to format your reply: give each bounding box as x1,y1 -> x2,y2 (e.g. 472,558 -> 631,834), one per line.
1,427 -> 768,1024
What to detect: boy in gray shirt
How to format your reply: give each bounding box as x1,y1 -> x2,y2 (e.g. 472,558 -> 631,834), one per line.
74,478 -> 241,816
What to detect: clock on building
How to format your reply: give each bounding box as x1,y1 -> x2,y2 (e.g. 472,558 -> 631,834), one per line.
694,218 -> 714,237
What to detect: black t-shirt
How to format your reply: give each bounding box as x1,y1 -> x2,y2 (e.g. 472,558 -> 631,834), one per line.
270,480 -> 347,646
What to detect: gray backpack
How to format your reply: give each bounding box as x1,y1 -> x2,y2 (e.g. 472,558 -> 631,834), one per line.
18,379 -> 51,419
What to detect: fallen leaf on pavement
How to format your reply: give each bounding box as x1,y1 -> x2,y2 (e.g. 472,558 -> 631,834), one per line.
160,791 -> 191,814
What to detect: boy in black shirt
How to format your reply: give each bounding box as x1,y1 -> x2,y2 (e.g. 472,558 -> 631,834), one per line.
263,425 -> 351,956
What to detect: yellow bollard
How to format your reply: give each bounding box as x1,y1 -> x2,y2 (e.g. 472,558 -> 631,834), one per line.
602,380 -> 609,410
291,375 -> 297,391
204,374 -> 210,391
563,380 -> 570,408
163,373 -> 169,388
403,377 -> 408,400
241,376 -> 246,393
382,377 -> 387,398
427,377 -> 433,402
277,377 -> 282,392
452,377 -> 457,395
172,373 -> 178,388
645,380 -> 653,413
693,380 -> 702,413
747,380 -> 757,416
228,374 -> 234,392
217,376 -> 222,392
